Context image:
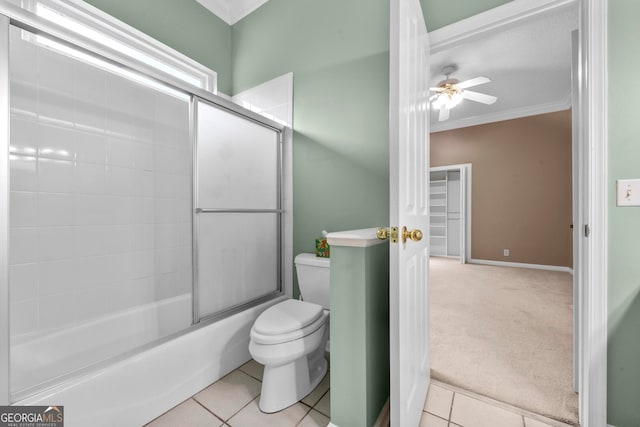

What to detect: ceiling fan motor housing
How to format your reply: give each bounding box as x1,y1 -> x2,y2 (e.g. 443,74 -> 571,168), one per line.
436,78 -> 461,89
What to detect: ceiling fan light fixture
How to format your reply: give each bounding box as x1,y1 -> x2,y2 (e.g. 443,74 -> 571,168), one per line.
429,67 -> 496,121
432,84 -> 463,110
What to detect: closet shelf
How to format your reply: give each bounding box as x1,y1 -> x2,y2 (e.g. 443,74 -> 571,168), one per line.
430,167 -> 464,259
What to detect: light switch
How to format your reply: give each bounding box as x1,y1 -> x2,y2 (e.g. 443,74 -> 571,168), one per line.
617,179 -> 640,206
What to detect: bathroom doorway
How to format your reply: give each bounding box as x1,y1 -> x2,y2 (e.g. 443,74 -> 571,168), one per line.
422,2 -> 605,424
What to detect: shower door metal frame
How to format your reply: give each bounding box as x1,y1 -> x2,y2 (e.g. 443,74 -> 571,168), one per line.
0,13 -> 10,406
0,1 -> 287,403
191,97 -> 285,325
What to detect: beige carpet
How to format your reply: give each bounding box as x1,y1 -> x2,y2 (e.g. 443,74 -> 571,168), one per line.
429,258 -> 579,425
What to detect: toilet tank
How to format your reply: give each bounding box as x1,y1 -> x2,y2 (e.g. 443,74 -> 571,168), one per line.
295,253 -> 330,310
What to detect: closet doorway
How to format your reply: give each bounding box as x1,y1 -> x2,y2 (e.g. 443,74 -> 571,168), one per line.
429,164 -> 471,263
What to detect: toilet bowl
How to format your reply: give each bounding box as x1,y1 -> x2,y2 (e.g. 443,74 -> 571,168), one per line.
249,253 -> 330,413
249,299 -> 329,413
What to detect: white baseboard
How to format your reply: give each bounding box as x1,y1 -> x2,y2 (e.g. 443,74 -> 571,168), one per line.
469,258 -> 573,274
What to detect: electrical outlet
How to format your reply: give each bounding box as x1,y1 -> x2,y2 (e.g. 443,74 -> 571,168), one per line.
617,179 -> 640,206
503,249 -> 510,257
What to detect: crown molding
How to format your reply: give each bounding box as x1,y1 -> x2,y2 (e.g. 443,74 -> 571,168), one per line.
429,0 -> 578,53
430,95 -> 571,133
195,0 -> 270,25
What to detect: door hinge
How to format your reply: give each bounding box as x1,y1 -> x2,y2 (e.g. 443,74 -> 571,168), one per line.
584,224 -> 591,237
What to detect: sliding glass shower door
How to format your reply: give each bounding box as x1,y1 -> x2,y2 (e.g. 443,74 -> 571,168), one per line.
7,26 -> 193,396
2,6 -> 285,401
194,100 -> 282,320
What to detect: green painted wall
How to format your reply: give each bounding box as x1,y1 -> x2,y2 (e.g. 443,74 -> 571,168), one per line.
330,243 -> 389,426
63,0 -> 640,424
607,1 -> 640,426
232,0 -> 391,297
83,0 -> 233,94
419,0 -> 512,31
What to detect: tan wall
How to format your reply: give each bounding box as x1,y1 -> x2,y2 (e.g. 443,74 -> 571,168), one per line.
431,110 -> 573,268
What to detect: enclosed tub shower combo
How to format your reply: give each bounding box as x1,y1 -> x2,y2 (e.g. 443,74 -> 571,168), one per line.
0,1 -> 291,425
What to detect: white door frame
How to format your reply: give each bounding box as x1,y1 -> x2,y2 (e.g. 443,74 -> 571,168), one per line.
427,0 -> 607,425
429,163 -> 472,263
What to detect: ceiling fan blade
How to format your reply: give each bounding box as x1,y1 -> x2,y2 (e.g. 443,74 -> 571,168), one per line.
429,87 -> 443,92
462,90 -> 497,105
438,107 -> 450,122
429,93 -> 439,102
457,76 -> 490,89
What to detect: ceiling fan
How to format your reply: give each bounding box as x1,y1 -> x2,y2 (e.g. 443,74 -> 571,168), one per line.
429,65 -> 497,122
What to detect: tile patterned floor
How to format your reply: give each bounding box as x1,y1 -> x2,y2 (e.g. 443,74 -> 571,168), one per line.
421,380 -> 578,427
146,360 -> 577,427
145,359 -> 330,427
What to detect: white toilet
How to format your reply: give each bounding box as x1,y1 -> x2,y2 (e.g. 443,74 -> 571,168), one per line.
249,253 -> 330,413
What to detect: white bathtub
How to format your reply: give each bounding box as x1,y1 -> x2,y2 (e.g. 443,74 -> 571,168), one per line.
15,295 -> 286,427
11,293 -> 194,395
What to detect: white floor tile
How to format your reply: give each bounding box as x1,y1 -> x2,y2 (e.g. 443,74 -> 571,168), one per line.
314,390 -> 330,418
298,409 -> 330,427
450,393 -> 524,427
419,412 -> 448,427
194,370 -> 261,421
227,397 -> 309,427
423,383 -> 454,419
145,399 -> 223,427
302,371 -> 330,407
239,359 -> 264,381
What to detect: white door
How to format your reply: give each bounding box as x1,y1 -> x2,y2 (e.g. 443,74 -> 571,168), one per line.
389,0 -> 430,425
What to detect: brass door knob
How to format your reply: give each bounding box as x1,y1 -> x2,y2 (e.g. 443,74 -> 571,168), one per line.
402,226 -> 423,243
378,226 -> 422,244
377,227 -> 399,243
376,228 -> 390,240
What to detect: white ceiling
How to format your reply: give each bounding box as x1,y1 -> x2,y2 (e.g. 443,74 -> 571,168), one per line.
195,1 -> 577,132
195,0 -> 270,25
429,4 -> 579,132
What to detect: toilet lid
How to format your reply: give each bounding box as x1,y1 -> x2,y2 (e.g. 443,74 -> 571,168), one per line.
253,299 -> 324,336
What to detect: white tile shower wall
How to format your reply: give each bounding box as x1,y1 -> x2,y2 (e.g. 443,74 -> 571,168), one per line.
8,26 -> 193,380
232,72 -> 293,127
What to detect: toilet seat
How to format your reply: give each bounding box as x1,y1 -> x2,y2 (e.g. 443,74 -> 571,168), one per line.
251,300 -> 327,345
